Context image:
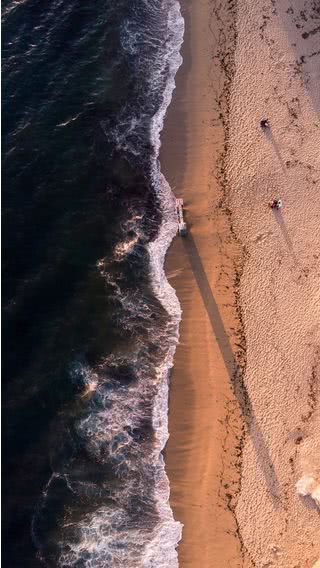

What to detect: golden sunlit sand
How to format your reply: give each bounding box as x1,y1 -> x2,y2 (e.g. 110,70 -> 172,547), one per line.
162,0 -> 320,566
162,0 -> 250,565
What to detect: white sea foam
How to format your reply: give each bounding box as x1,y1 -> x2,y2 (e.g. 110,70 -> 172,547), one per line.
33,1 -> 185,565
144,0 -> 185,564
56,112 -> 83,128
113,213 -> 144,261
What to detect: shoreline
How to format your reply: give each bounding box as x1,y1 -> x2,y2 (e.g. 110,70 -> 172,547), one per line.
161,0 -> 320,565
161,0 -> 251,565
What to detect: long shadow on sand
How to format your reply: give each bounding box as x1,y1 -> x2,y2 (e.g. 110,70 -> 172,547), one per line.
264,128 -> 287,173
273,209 -> 298,266
183,232 -> 281,507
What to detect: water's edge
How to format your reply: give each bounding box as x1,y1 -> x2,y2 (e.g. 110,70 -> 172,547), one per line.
145,0 -> 185,564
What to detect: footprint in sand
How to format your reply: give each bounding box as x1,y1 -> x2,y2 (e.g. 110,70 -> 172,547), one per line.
254,230 -> 273,244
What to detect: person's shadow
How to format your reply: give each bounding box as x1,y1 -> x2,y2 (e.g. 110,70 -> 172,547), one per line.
272,209 -> 298,266
182,232 -> 282,506
264,127 -> 287,174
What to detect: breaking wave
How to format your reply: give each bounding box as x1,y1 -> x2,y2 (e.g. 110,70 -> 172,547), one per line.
31,0 -> 184,566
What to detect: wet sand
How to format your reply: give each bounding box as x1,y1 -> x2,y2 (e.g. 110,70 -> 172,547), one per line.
162,0 -> 320,566
161,0 -> 250,566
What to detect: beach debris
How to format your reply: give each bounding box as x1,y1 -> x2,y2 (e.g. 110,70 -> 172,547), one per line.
269,198 -> 282,210
260,118 -> 270,129
270,544 -> 282,556
176,198 -> 187,236
296,474 -> 320,508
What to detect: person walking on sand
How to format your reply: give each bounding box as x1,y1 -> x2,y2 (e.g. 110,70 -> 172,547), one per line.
269,198 -> 282,210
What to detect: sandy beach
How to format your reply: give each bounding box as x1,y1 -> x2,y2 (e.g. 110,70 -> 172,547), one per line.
228,0 -> 320,565
162,0 -> 320,566
162,0 -> 250,566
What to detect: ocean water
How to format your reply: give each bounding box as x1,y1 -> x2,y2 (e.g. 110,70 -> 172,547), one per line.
2,1 -> 184,566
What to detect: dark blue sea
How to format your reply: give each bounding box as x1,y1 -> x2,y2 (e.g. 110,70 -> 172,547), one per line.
2,1 -> 184,565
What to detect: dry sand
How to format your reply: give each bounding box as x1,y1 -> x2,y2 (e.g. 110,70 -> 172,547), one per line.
162,0 -> 251,566
227,0 -> 320,566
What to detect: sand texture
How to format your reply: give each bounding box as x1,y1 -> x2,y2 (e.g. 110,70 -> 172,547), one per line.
227,0 -> 320,565
162,0 -> 252,566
